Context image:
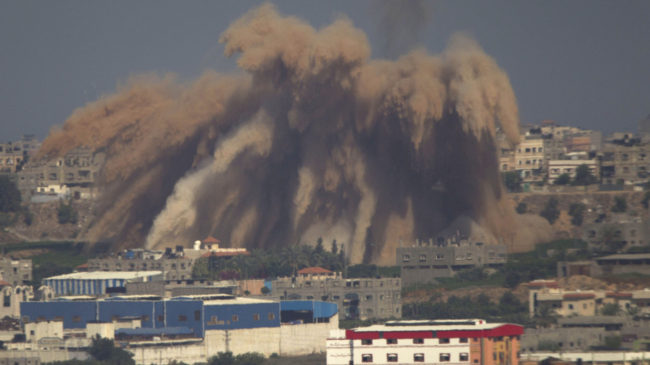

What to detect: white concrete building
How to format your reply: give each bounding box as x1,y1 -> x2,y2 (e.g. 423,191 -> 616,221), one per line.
327,319 -> 523,365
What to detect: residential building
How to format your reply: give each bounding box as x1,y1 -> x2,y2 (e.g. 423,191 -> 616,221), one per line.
327,319 -> 523,365
397,237 -> 507,287
0,283 -> 34,318
87,248 -> 195,281
272,267 -> 401,320
514,136 -> 546,182
528,284 -> 650,318
548,158 -> 599,183
0,257 -> 33,286
0,135 -> 39,174
582,216 -> 650,252
600,135 -> 650,185
17,146 -> 105,201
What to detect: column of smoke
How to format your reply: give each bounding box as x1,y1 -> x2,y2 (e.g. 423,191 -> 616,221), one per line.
38,4 -> 546,264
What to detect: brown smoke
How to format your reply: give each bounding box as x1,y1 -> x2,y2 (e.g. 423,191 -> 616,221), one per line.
38,4 -> 533,263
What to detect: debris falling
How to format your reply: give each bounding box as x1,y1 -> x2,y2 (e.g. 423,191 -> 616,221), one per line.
38,4 -> 535,264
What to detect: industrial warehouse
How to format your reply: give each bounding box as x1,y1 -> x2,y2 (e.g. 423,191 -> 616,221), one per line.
17,294 -> 338,363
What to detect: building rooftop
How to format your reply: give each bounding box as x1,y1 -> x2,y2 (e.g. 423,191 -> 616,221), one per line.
297,267 -> 333,275
597,253 -> 650,261
352,319 -> 512,332
43,271 -> 163,280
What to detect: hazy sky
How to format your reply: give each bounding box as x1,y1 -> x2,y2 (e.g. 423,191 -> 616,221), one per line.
1,0 -> 649,141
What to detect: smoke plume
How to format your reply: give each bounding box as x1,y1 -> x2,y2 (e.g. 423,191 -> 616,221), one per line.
38,4 -> 529,264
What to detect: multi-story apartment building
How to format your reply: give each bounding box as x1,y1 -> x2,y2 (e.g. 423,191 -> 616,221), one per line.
0,135 -> 40,174
272,267 -> 401,320
0,258 -> 32,286
87,248 -> 194,281
17,146 -> 105,200
600,135 -> 650,185
548,158 -> 599,183
582,215 -> 649,252
514,136 -> 546,182
397,237 -> 507,287
327,319 -> 523,365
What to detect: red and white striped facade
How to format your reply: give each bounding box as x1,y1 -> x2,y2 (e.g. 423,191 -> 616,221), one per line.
327,319 -> 523,365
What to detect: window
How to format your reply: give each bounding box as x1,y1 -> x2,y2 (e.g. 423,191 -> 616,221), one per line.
366,295 -> 373,301
440,353 -> 450,362
402,254 -> 410,263
414,353 -> 425,362
459,337 -> 468,343
460,353 -> 469,361
232,314 -> 239,322
361,339 -> 373,345
157,315 -> 164,322
419,254 -> 427,262
568,304 -> 574,310
178,315 -> 187,322
72,316 -> 81,323
268,313 -> 275,320
387,338 -> 397,345
253,313 -> 260,321
387,354 -> 398,362
362,354 -> 373,363
439,338 -> 450,344
413,338 -> 424,344
194,310 -> 201,321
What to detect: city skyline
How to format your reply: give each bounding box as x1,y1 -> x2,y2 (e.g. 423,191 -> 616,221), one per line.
1,0 -> 650,141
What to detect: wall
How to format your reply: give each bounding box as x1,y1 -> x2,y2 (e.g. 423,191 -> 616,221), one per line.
127,342 -> 207,365
279,314 -> 338,355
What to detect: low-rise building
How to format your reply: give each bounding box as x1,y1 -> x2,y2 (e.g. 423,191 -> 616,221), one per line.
327,319 -> 523,365
272,267 -> 401,320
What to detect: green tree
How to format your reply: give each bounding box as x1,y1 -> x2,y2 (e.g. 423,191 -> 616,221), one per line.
611,196 -> 627,213
568,203 -> 586,226
600,303 -> 621,316
88,336 -> 135,365
57,200 -> 78,224
331,239 -> 338,255
515,202 -> 527,214
573,164 -> 597,185
540,198 -> 560,224
554,173 -> 571,185
503,171 -> 522,192
0,175 -> 21,212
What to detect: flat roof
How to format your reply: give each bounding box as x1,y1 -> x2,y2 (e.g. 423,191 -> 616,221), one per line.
597,253 -> 650,261
43,271 -> 163,280
353,319 -> 507,332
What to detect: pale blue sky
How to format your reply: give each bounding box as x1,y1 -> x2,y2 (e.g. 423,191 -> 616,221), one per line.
1,0 -> 649,141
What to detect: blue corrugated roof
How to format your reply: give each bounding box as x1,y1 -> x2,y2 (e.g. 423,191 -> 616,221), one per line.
280,300 -> 338,319
115,327 -> 193,336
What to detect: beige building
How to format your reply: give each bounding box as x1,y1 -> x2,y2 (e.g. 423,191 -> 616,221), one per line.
601,136 -> 650,184
0,258 -> 33,286
548,158 -> 599,183
529,283 -> 650,318
17,146 -> 105,200
514,137 -> 546,182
